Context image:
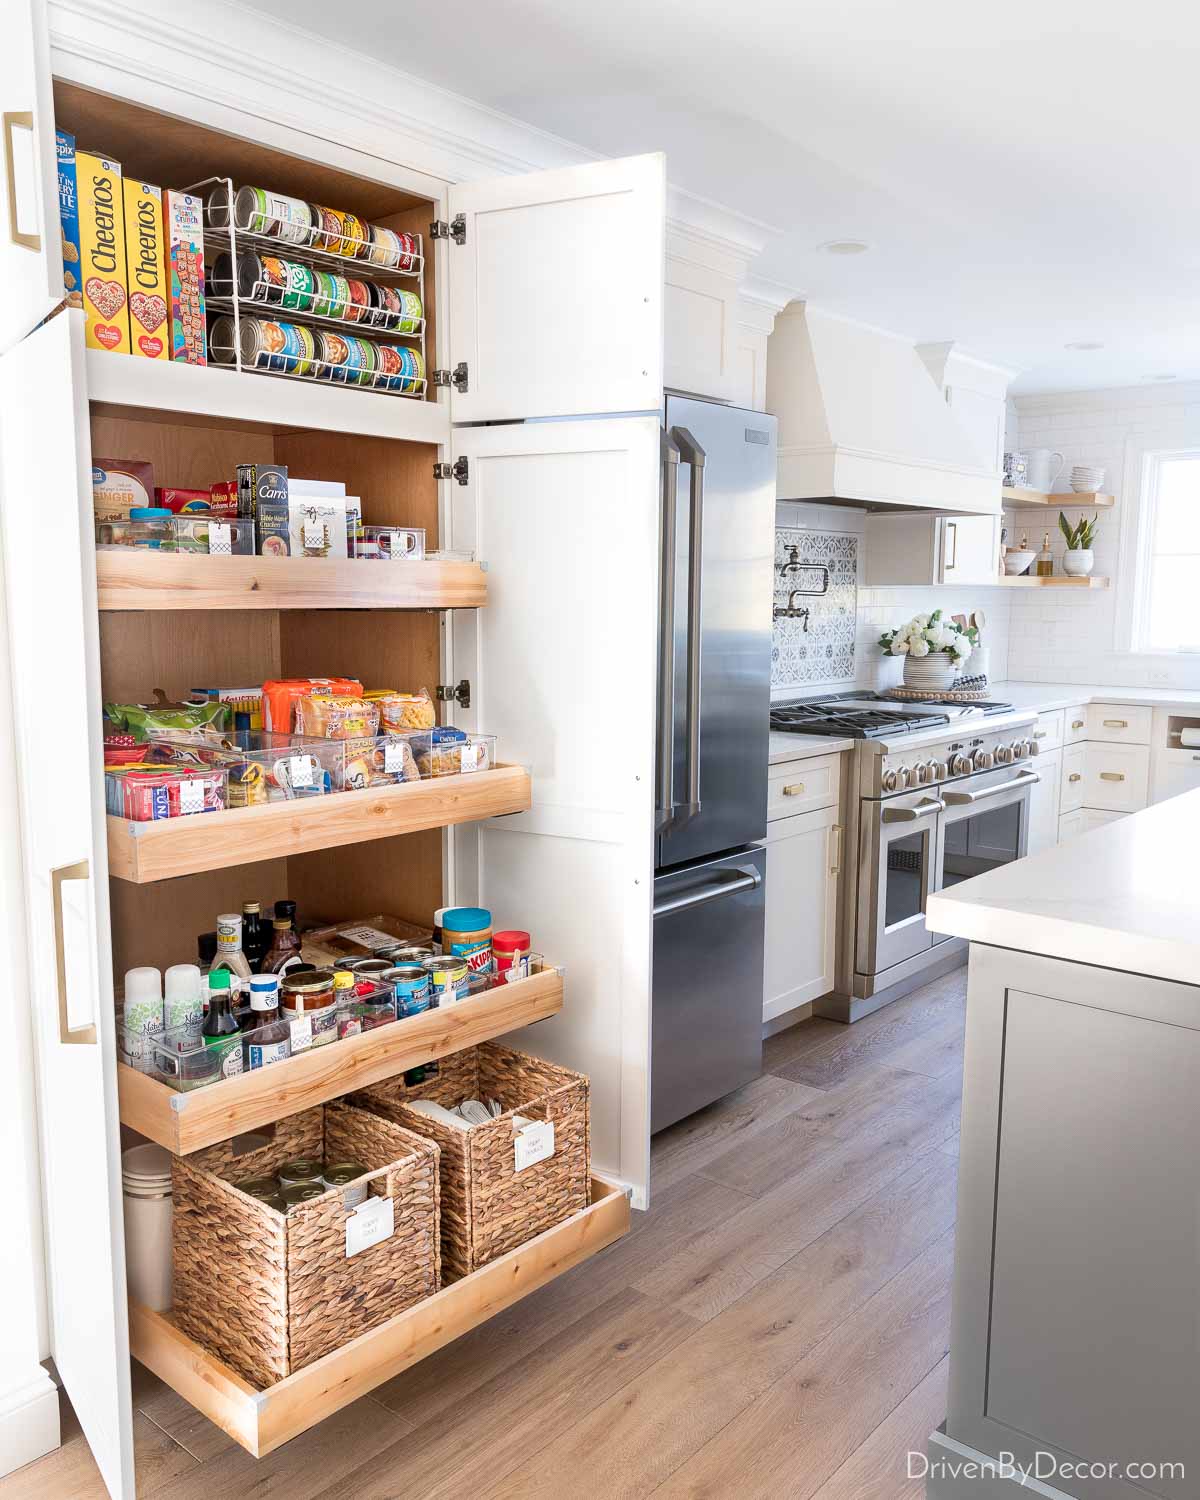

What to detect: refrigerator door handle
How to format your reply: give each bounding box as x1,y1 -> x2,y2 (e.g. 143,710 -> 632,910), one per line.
656,429 -> 682,832
671,425 -> 706,827
653,865 -> 761,919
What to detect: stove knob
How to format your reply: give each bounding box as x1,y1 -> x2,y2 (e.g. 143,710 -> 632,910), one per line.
973,749 -> 994,771
995,743 -> 1014,765
915,761 -> 931,785
929,759 -> 948,782
895,764 -> 912,790
1027,736 -> 1041,756
950,752 -> 972,776
1012,739 -> 1029,760
882,768 -> 899,792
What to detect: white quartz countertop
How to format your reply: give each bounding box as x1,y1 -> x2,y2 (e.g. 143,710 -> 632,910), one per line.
928,789 -> 1200,985
992,680 -> 1200,712
769,732 -> 855,764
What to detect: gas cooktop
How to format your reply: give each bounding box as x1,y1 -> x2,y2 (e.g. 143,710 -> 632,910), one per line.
769,692 -> 1015,740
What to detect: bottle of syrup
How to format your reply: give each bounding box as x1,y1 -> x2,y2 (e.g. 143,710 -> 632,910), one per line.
263,915 -> 303,976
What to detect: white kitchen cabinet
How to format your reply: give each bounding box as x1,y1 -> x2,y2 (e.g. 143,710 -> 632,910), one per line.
1060,743 -> 1086,814
664,243 -> 738,402
1058,808 -> 1084,843
1082,742 -> 1151,813
763,803 -> 842,1022
917,341 -> 1012,475
1085,704 -> 1153,747
863,510 -> 1001,586
1064,707 -> 1089,744
1027,747 -> 1062,855
1030,709 -> 1064,754
767,753 -> 842,820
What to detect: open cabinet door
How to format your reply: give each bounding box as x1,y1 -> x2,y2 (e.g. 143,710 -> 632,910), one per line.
0,0 -> 62,354
446,153 -> 664,423
0,313 -> 133,1498
447,417 -> 660,1206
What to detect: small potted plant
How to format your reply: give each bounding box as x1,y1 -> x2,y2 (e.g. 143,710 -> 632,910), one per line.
1058,512 -> 1097,576
879,609 -> 977,691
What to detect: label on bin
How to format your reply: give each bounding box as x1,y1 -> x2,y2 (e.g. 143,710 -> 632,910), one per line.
288,1014 -> 313,1052
514,1119 -> 555,1172
179,779 -> 204,814
384,742 -> 406,774
461,742 -> 484,772
289,755 -> 314,789
346,1195 -> 394,1257
338,925 -> 400,951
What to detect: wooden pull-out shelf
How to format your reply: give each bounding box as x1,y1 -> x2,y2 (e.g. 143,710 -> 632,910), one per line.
96,553 -> 487,611
107,765 -> 531,883
129,1174 -> 629,1456
118,965 -> 563,1154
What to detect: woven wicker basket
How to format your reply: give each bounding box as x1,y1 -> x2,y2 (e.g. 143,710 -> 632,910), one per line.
352,1041 -> 589,1282
172,1100 -> 440,1388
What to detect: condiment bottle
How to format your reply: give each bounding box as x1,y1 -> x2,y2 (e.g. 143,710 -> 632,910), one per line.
263,915 -> 303,975
212,912 -> 253,996
201,970 -> 240,1047
243,974 -> 290,1069
242,900 -> 268,973
1036,531 -> 1053,577
164,963 -> 203,1031
247,972 -> 281,1025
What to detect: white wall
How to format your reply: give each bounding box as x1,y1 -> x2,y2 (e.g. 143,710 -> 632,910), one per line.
1010,381 -> 1200,687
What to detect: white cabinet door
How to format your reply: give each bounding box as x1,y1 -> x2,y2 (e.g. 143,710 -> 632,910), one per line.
0,313 -> 133,1497
1060,742 -> 1086,814
940,514 -> 1000,584
0,0 -> 61,353
1026,747 -> 1061,855
1058,809 -> 1084,842
763,805 -> 841,1022
446,416 -> 659,1206
447,154 -> 664,423
1082,742 -> 1150,812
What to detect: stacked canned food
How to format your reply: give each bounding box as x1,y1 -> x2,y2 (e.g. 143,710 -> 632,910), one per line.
209,250 -> 422,334
206,185 -> 419,272
208,315 -> 425,392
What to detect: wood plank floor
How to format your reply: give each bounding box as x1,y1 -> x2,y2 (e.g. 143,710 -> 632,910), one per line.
4,968 -> 965,1500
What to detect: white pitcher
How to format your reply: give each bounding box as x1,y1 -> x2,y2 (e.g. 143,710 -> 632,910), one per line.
1024,448 -> 1065,493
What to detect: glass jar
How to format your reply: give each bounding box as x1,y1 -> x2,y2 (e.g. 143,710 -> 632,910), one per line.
280,968 -> 337,1048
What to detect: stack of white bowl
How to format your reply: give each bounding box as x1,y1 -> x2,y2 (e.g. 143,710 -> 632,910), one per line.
122,1143 -> 173,1311
1070,464 -> 1105,493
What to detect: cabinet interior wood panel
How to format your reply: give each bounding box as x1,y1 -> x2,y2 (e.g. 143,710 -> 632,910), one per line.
286,832 -> 441,937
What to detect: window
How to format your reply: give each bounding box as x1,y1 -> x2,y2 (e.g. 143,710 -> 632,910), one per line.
1132,449 -> 1200,654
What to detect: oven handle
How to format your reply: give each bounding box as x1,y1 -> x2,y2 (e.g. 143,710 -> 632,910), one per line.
882,796 -> 945,823
943,769 -> 1040,805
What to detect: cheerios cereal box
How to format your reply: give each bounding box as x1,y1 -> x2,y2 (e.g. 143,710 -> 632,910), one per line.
163,189 -> 206,365
77,149 -> 130,354
123,179 -> 169,360
55,130 -> 83,309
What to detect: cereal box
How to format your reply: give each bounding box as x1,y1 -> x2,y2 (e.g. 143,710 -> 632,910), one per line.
55,131 -> 82,309
93,458 -> 155,525
163,189 -> 206,365
123,180 -> 169,360
76,151 -> 129,354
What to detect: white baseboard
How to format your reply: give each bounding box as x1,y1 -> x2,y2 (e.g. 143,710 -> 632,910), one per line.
0,1369 -> 60,1480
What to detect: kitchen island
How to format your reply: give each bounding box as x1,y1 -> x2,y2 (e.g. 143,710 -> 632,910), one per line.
925,791 -> 1200,1499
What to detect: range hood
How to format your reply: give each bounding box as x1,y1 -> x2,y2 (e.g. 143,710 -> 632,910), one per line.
767,302 -> 1001,514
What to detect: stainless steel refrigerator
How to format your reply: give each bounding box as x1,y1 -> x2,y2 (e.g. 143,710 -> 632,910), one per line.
652,394 -> 777,1133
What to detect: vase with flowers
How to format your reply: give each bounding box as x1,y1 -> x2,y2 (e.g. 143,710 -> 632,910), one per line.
879,609 -> 977,691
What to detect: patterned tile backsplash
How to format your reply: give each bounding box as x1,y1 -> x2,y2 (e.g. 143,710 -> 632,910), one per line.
772,528 -> 858,688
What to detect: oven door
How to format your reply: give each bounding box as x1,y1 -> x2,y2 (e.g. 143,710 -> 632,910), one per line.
931,765 -> 1039,945
858,788 -> 945,976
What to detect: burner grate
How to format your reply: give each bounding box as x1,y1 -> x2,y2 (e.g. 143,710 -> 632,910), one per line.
770,702 -> 951,738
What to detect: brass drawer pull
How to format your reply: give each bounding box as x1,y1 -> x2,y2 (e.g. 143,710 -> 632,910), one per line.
1071,719 -> 1085,730
830,822 -> 842,875
1099,771 -> 1125,782
1068,773 -> 1082,783
1102,719 -> 1129,729
782,783 -> 805,796
1033,730 -> 1047,739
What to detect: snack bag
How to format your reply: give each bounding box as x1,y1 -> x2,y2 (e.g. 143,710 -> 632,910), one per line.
104,696 -> 228,742
365,688 -> 437,732
261,677 -> 362,733
294,695 -> 380,741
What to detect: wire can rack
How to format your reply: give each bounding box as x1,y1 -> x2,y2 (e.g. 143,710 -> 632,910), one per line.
192,177 -> 428,400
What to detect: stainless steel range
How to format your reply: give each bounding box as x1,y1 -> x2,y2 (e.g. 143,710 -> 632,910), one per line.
771,692 -> 1040,1022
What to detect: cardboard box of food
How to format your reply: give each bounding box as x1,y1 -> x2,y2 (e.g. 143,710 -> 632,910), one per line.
123,179 -> 169,360
55,131 -> 83,308
93,458 -> 155,525
163,189 -> 206,365
76,150 -> 129,353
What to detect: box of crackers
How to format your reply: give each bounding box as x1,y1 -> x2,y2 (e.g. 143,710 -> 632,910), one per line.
163,189 -> 206,365
55,130 -> 83,309
76,150 -> 130,354
123,180 -> 169,360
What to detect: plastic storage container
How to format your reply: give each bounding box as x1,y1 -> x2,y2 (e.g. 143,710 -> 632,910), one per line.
146,731 -> 343,806
105,764 -> 228,820
329,730 -> 432,790
353,525 -> 425,561
173,515 -> 256,555
96,507 -> 177,550
416,728 -> 496,777
122,1143 -> 173,1313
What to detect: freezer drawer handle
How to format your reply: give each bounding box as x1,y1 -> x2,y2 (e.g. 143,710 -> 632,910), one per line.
52,859 -> 96,1046
671,426 -> 707,828
653,866 -> 761,918
655,430 -> 682,832
882,797 -> 944,822
942,769 -> 1040,805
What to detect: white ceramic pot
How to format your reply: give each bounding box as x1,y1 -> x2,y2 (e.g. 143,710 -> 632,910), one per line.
1003,549 -> 1037,575
1062,548 -> 1095,577
903,653 -> 957,690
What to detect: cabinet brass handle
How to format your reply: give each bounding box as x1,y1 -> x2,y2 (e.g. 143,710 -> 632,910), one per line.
1102,719 -> 1128,729
1033,730 -> 1047,739
944,521 -> 958,570
782,783 -> 805,796
52,860 -> 96,1046
1068,773 -> 1082,783
830,822 -> 842,876
3,112 -> 40,252
1099,771 -> 1125,782
1071,719 -> 1085,730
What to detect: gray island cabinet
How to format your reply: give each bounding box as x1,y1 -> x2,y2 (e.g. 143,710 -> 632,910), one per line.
925,791 -> 1200,1500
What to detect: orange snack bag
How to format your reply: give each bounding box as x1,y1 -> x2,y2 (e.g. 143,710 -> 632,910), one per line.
261,678 -> 361,733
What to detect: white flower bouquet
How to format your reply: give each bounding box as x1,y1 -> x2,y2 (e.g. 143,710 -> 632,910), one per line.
879,609 -> 976,664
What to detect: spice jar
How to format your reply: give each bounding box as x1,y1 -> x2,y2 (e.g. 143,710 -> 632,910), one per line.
280,968 -> 337,1049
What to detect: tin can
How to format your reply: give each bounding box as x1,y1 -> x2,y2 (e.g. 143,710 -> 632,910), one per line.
281,1183 -> 326,1211
344,279 -> 370,322
424,954 -> 469,1005
311,204 -> 345,253
352,337 -> 378,387
310,269 -> 336,317
224,250 -> 286,305
394,230 -> 418,273
394,289 -> 423,334
278,1158 -> 324,1185
323,1163 -> 369,1207
206,251 -> 237,300
240,317 -> 316,376
280,259 -> 317,312
316,329 -> 352,381
348,957 -> 394,980
207,314 -> 238,365
385,943 -> 433,965
338,211 -> 368,258
232,186 -> 311,243
377,344 -> 424,393
326,273 -> 351,320
383,962 -> 432,1018
366,224 -> 403,268
237,1175 -> 282,1201
205,183 -> 234,229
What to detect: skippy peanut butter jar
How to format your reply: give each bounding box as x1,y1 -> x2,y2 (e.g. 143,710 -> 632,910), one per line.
77,150 -> 130,354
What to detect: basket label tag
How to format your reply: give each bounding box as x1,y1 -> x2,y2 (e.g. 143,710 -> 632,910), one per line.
289,755 -> 314,788
179,779 -> 204,814
288,1014 -> 313,1052
384,741 -> 406,774
346,1194 -> 394,1257
514,1119 -> 555,1172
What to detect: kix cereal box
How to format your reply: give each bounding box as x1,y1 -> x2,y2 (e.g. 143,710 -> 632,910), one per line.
76,150 -> 130,354
123,180 -> 169,360
163,189 -> 206,365
55,131 -> 83,309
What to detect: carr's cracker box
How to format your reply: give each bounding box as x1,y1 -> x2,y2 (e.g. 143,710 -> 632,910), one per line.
163,189 -> 206,365
255,465 -> 290,556
77,150 -> 129,353
123,180 -> 169,360
55,131 -> 82,309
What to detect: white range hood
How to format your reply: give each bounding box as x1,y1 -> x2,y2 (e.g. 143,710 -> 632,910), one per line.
767,302 -> 1001,514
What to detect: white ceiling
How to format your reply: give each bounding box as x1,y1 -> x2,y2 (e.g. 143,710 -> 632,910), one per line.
238,0 -> 1199,394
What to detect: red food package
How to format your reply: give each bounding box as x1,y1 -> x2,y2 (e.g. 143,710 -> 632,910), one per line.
209,481 -> 238,519
261,678 -> 363,733
156,487 -> 210,514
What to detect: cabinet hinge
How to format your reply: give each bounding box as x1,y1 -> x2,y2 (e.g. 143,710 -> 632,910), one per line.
436,679 -> 472,709
429,213 -> 466,245
433,457 -> 469,486
431,362 -> 470,394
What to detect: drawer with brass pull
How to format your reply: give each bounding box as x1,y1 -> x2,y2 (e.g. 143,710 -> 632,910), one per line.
1085,704 -> 1152,746
1064,708 -> 1089,745
768,752 -> 841,820
1030,709 -> 1064,753
1059,743 -> 1086,814
1082,742 -> 1150,811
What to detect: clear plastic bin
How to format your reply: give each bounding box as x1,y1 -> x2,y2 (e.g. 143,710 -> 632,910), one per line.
174,515 -> 256,555
96,509 -> 177,550
146,731 -> 343,806
353,525 -> 425,561
325,730 -> 431,791
152,1025 -> 245,1090
105,764 -> 228,820
415,729 -> 497,778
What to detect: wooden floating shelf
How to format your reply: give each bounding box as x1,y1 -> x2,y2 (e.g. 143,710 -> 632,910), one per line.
119,966 -> 564,1153
1002,487 -> 1114,508
107,765 -> 531,883
128,1174 -> 629,1457
95,552 -> 487,612
85,346 -> 449,445
996,574 -> 1110,589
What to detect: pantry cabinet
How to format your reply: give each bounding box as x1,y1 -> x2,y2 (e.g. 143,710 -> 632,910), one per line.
0,32 -> 668,1495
